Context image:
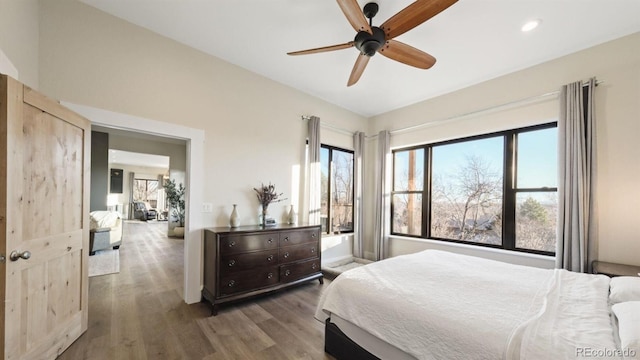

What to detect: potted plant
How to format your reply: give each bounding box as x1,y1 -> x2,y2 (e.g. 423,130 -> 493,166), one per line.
164,178 -> 185,237
254,182 -> 286,226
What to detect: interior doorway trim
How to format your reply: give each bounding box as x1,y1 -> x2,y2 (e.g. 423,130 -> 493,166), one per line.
63,102 -> 204,304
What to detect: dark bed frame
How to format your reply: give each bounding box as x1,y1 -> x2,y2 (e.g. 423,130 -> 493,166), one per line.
324,318 -> 380,360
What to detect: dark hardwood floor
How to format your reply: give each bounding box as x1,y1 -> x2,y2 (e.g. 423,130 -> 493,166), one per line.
58,221 -> 334,359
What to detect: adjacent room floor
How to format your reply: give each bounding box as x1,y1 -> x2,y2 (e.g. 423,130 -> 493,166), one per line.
59,220 -> 334,359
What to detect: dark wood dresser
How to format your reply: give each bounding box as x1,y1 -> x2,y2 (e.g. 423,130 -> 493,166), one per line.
203,224 -> 322,315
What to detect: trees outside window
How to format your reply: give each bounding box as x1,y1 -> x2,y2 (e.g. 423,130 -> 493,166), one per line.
321,145 -> 354,235
133,179 -> 158,208
391,123 -> 558,255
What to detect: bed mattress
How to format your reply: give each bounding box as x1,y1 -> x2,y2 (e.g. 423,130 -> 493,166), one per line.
316,250 -> 619,360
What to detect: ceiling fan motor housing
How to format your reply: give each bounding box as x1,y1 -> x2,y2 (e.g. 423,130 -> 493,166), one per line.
354,27 -> 386,56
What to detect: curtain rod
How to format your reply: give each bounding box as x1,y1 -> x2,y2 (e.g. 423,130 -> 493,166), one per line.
300,115 -> 356,136
382,79 -> 601,138
300,78 -> 601,138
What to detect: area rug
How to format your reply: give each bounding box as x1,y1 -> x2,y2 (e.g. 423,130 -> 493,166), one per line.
89,249 -> 120,277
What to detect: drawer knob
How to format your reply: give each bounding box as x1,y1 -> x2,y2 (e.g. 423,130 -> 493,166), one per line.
267,272 -> 273,279
312,263 -> 317,270
228,259 -> 236,267
284,237 -> 289,242
312,233 -> 316,238
228,280 -> 236,287
285,270 -> 291,276
228,241 -> 236,248
267,238 -> 273,244
284,252 -> 289,259
310,247 -> 315,253
267,255 -> 274,262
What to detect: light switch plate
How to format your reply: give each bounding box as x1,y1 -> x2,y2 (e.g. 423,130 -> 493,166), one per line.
202,203 -> 213,213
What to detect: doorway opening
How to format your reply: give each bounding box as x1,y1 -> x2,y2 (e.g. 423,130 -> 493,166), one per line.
65,102 -> 205,304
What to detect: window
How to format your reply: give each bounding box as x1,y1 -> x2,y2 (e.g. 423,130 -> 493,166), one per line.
133,179 -> 159,209
513,127 -> 558,253
321,145 -> 354,235
391,123 -> 557,255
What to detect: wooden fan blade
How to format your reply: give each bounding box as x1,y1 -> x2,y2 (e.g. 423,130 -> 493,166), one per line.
287,41 -> 355,56
337,0 -> 372,34
378,40 -> 436,69
347,54 -> 370,87
381,0 -> 458,39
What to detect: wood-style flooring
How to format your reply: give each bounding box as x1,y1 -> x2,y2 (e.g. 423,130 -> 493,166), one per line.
58,221 -> 334,360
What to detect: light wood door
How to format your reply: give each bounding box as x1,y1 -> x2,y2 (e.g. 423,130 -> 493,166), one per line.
0,75 -> 90,359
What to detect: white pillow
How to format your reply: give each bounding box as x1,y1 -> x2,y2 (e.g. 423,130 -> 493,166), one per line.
611,301 -> 640,357
609,276 -> 640,304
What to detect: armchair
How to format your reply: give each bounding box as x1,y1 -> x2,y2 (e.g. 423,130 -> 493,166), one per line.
133,201 -> 157,221
89,210 -> 123,255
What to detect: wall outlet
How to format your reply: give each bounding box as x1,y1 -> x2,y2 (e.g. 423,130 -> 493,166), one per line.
202,203 -> 213,213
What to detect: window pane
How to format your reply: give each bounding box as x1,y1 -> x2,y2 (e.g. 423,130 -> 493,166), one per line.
430,137 -> 503,245
394,149 -> 424,191
320,147 -> 329,233
331,150 -> 354,233
516,192 -> 557,252
517,128 -> 557,188
133,179 -> 159,208
393,193 -> 422,236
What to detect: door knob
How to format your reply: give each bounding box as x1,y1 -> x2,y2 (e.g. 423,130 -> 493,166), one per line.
9,250 -> 31,261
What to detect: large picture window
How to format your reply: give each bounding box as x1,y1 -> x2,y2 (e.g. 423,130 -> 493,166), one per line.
321,145 -> 354,235
391,123 -> 557,255
133,179 -> 159,209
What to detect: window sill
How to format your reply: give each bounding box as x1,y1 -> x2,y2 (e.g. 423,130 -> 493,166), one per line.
388,235 -> 555,269
322,232 -> 354,240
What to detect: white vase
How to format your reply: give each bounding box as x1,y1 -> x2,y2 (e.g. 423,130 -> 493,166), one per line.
288,205 -> 297,225
230,204 -> 239,228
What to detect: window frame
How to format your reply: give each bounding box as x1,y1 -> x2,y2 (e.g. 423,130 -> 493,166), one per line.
320,144 -> 355,235
391,122 -> 557,256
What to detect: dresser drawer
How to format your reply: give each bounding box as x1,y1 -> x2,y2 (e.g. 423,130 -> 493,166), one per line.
219,233 -> 278,255
279,228 -> 320,247
279,243 -> 318,263
220,250 -> 279,275
280,258 -> 320,283
219,266 -> 279,297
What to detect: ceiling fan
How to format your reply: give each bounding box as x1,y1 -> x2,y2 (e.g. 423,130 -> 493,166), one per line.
288,0 -> 458,86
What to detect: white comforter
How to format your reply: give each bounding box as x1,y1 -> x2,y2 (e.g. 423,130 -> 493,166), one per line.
315,250 -> 619,360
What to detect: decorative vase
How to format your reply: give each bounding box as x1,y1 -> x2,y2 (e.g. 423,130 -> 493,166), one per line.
260,206 -> 268,227
288,205 -> 297,225
230,204 -> 239,228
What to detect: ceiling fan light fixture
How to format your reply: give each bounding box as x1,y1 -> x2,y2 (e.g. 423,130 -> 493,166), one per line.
521,19 -> 542,32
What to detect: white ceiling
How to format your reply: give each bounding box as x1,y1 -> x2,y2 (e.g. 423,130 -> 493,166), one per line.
81,0 -> 640,117
109,149 -> 170,169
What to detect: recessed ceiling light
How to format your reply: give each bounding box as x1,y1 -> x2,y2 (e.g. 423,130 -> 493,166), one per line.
521,19 -> 542,32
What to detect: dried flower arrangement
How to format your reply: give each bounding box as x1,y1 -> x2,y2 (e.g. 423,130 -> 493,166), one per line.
253,182 -> 287,220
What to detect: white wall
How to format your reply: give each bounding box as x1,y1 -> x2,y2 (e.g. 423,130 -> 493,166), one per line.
34,1 -> 367,302
38,0 -> 368,229
4,1 -> 637,304
367,32 -> 640,267
0,0 -> 39,88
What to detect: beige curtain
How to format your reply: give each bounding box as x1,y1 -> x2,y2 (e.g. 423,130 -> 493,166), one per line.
373,130 -> 391,260
353,131 -> 365,258
308,116 -> 321,226
556,78 -> 597,273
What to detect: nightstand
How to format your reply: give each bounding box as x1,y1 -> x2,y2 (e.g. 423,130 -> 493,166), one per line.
592,261 -> 640,277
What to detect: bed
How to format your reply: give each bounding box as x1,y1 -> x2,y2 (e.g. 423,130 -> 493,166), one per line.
315,250 -> 640,360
